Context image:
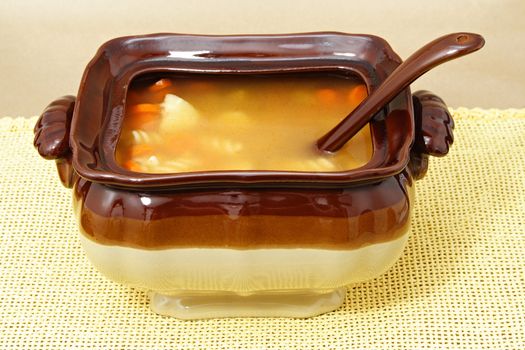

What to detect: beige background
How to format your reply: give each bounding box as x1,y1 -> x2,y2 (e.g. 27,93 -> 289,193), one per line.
1,0 -> 524,117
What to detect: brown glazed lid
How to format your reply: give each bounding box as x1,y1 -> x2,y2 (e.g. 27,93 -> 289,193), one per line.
70,32 -> 414,189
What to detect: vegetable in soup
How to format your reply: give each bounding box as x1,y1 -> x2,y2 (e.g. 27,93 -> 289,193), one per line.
116,74 -> 372,173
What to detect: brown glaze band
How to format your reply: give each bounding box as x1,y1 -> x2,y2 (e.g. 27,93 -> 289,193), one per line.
73,171 -> 412,249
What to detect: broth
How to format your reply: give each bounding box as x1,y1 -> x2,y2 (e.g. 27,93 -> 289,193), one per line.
116,74 -> 372,173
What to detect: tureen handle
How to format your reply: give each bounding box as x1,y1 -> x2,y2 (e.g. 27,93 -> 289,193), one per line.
408,90 -> 454,180
34,95 -> 77,188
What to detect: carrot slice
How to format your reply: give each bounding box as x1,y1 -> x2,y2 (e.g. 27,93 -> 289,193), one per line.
348,85 -> 368,105
316,88 -> 338,105
124,160 -> 142,172
130,144 -> 155,157
128,104 -> 160,114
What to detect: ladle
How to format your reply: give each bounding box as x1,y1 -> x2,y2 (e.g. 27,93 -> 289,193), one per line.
317,32 -> 485,153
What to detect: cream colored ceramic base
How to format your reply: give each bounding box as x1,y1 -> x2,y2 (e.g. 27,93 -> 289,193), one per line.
79,232 -> 409,294
79,231 -> 409,318
149,288 -> 347,319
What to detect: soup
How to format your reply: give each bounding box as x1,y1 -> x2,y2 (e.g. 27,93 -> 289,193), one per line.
116,74 -> 372,173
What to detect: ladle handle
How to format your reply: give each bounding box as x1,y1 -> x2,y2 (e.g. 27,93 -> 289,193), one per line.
317,32 -> 485,153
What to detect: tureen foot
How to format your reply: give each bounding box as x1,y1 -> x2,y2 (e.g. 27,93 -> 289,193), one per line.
149,288 -> 346,319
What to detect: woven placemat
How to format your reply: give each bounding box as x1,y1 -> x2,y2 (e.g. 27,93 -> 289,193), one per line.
1,109 -> 524,349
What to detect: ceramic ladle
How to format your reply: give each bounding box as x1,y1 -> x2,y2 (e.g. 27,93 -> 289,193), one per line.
316,32 -> 485,153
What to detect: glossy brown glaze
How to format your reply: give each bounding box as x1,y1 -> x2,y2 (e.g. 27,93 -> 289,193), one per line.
34,95 -> 77,188
413,90 -> 454,156
32,33 -> 467,252
408,90 -> 455,180
72,171 -> 412,249
68,33 -> 413,188
34,95 -> 75,160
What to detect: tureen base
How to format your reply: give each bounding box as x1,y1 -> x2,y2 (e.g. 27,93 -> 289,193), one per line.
149,288 -> 346,319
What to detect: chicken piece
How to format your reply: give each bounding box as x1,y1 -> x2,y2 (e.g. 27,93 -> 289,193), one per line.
159,94 -> 200,134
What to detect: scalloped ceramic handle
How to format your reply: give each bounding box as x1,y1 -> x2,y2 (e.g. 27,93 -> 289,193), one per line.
408,90 -> 454,180
34,95 -> 77,188
317,32 -> 484,152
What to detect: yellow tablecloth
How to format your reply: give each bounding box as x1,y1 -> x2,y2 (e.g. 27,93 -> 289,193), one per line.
1,109 -> 524,349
